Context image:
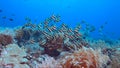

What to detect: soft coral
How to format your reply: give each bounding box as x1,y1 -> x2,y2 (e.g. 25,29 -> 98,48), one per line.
61,47 -> 110,68
0,34 -> 13,46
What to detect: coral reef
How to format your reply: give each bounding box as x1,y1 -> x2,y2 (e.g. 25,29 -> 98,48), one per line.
0,15 -> 120,68
34,55 -> 62,68
0,34 -> 13,46
0,44 -> 29,68
14,15 -> 88,57
106,46 -> 120,68
0,28 -> 15,37
60,47 -> 110,68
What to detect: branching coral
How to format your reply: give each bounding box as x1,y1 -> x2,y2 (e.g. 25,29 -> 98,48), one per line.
60,47 -> 110,68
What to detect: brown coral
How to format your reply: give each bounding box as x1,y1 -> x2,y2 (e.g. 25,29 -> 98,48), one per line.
61,47 -> 110,68
0,34 -> 13,46
41,33 -> 64,57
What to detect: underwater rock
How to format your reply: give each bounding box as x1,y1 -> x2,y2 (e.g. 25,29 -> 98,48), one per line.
0,44 -> 29,68
34,55 -> 62,68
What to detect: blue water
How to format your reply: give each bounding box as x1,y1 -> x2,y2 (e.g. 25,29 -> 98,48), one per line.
0,0 -> 120,39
